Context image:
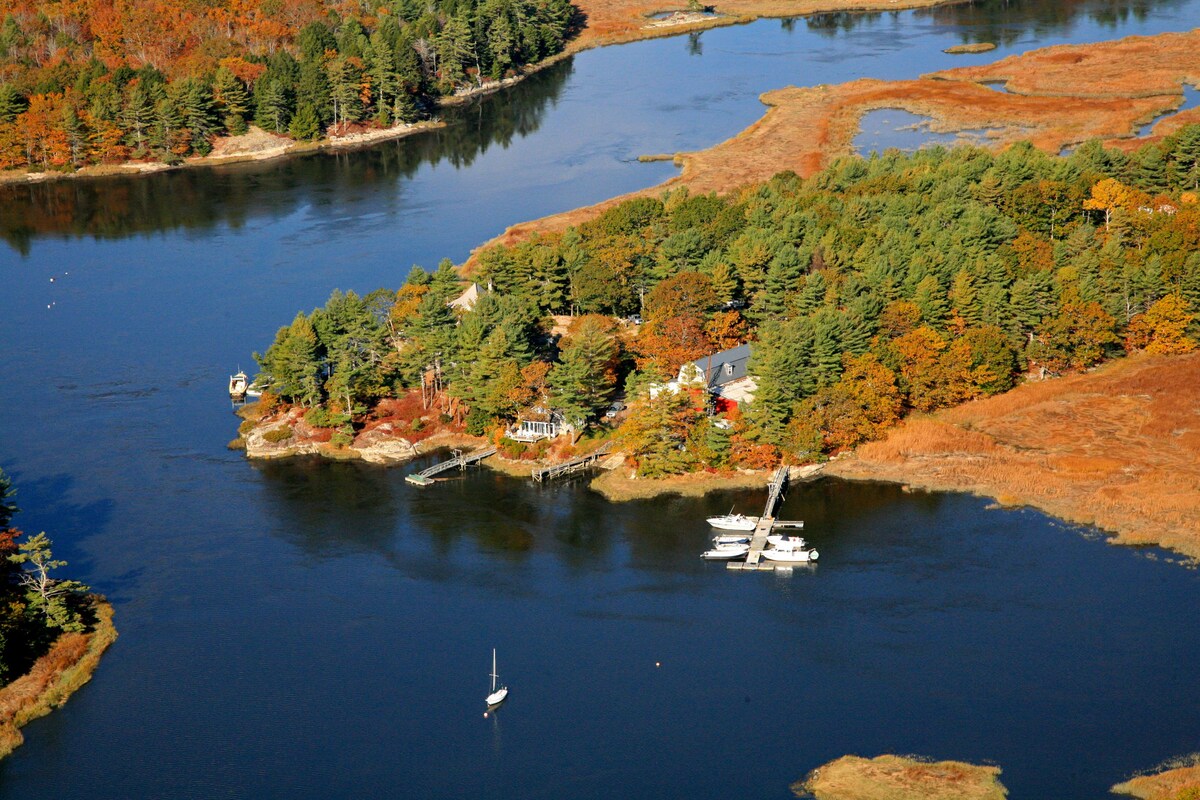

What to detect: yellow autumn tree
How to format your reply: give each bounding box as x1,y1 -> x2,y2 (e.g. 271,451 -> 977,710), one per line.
1125,295 -> 1197,354
1083,178 -> 1134,230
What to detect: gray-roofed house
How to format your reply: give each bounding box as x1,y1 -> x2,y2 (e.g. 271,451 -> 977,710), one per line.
677,343 -> 757,407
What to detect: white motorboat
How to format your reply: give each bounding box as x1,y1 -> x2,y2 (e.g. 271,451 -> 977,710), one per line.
712,534 -> 750,546
706,511 -> 758,531
762,536 -> 819,563
228,370 -> 248,399
767,534 -> 807,548
485,648 -> 508,707
701,543 -> 749,560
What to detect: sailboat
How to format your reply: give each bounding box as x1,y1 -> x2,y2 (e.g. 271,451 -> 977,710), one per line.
486,648 -> 508,707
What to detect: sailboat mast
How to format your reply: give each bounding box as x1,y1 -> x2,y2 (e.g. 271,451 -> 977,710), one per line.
490,648 -> 497,693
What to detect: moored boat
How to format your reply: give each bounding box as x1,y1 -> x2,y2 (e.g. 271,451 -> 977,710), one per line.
706,512 -> 758,531
701,543 -> 750,560
712,534 -> 750,546
228,370 -> 248,399
486,648 -> 508,707
762,536 -> 819,563
767,534 -> 807,548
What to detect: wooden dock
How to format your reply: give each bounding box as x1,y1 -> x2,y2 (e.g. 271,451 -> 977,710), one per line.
405,447 -> 497,486
531,442 -> 614,482
728,466 -> 789,571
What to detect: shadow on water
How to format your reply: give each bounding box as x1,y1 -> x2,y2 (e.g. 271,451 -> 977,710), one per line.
0,59 -> 574,256
925,0 -> 1185,47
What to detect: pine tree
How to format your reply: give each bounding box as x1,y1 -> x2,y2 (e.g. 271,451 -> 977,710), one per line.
255,80 -> 292,134
949,270 -> 982,326
0,83 -> 25,123
706,258 -> 740,305
912,274 -> 949,328
289,103 -> 321,140
214,67 -> 251,134
549,316 -> 619,426
368,30 -> 398,125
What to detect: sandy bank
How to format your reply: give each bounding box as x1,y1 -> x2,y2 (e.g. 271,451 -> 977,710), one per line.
795,754 -> 1008,800
827,352 -> 1200,560
0,597 -> 117,760
471,28 -> 1200,259
0,120 -> 446,186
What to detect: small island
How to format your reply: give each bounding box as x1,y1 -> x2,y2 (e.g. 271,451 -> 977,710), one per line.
944,42 -> 997,54
796,754 -> 1008,800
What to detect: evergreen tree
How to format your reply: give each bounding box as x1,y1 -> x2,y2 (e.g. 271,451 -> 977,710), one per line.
912,274 -> 949,328
289,103 -> 322,140
214,67 -> 251,134
256,313 -> 324,406
8,533 -> 88,633
949,270 -> 982,326
255,80 -> 292,134
0,82 -> 25,123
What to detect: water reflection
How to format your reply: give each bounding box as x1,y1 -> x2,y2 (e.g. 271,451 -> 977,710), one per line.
925,0 -> 1180,47
0,59 -> 574,255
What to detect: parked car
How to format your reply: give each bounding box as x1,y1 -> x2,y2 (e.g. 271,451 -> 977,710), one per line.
605,401 -> 625,418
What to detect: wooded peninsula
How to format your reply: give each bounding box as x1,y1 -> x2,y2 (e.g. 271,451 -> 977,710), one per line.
242,122 -> 1200,557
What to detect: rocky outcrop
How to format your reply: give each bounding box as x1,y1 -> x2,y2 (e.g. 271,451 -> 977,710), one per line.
352,424 -> 419,464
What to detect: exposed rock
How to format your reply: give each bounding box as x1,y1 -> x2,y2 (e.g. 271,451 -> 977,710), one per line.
353,424 -> 419,464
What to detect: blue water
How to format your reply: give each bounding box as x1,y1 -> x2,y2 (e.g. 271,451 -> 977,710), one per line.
2,1 -> 1199,798
853,108 -> 992,155
1137,83 -> 1200,136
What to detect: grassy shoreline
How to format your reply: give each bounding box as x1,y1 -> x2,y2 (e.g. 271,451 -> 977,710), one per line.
0,597 -> 117,760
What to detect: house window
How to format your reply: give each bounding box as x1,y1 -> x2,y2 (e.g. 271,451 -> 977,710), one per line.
724,364 -> 734,376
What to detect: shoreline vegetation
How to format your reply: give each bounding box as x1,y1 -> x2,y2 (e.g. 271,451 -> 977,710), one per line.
1113,756 -> 1200,800
828,352 -> 1200,559
0,597 -> 117,759
0,0 -> 968,185
0,469 -> 116,760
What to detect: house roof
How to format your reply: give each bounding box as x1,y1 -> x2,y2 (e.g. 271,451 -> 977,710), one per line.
448,282 -> 481,311
689,343 -> 752,388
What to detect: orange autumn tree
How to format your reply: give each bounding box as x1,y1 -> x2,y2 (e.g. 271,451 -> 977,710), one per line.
634,271 -> 717,374
791,352 -> 902,453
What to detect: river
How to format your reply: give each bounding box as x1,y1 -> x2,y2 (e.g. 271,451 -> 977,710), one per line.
1,1 -> 1198,797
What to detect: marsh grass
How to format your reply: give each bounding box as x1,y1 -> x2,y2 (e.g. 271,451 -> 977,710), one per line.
1113,754 -> 1200,800
831,353 -> 1200,558
794,754 -> 1008,800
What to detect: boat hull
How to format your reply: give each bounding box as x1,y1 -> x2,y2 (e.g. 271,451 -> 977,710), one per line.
701,544 -> 749,560
706,515 -> 757,531
761,548 -> 819,563
486,687 -> 509,706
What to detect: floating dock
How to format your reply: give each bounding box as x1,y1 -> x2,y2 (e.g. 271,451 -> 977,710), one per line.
531,442 -> 614,482
405,447 -> 497,486
727,466 -> 792,572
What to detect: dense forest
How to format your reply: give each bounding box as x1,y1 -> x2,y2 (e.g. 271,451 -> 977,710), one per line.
254,129 -> 1200,475
0,468 -> 92,683
0,0 -> 578,169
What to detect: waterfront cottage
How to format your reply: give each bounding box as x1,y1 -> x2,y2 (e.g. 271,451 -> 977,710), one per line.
677,344 -> 757,411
